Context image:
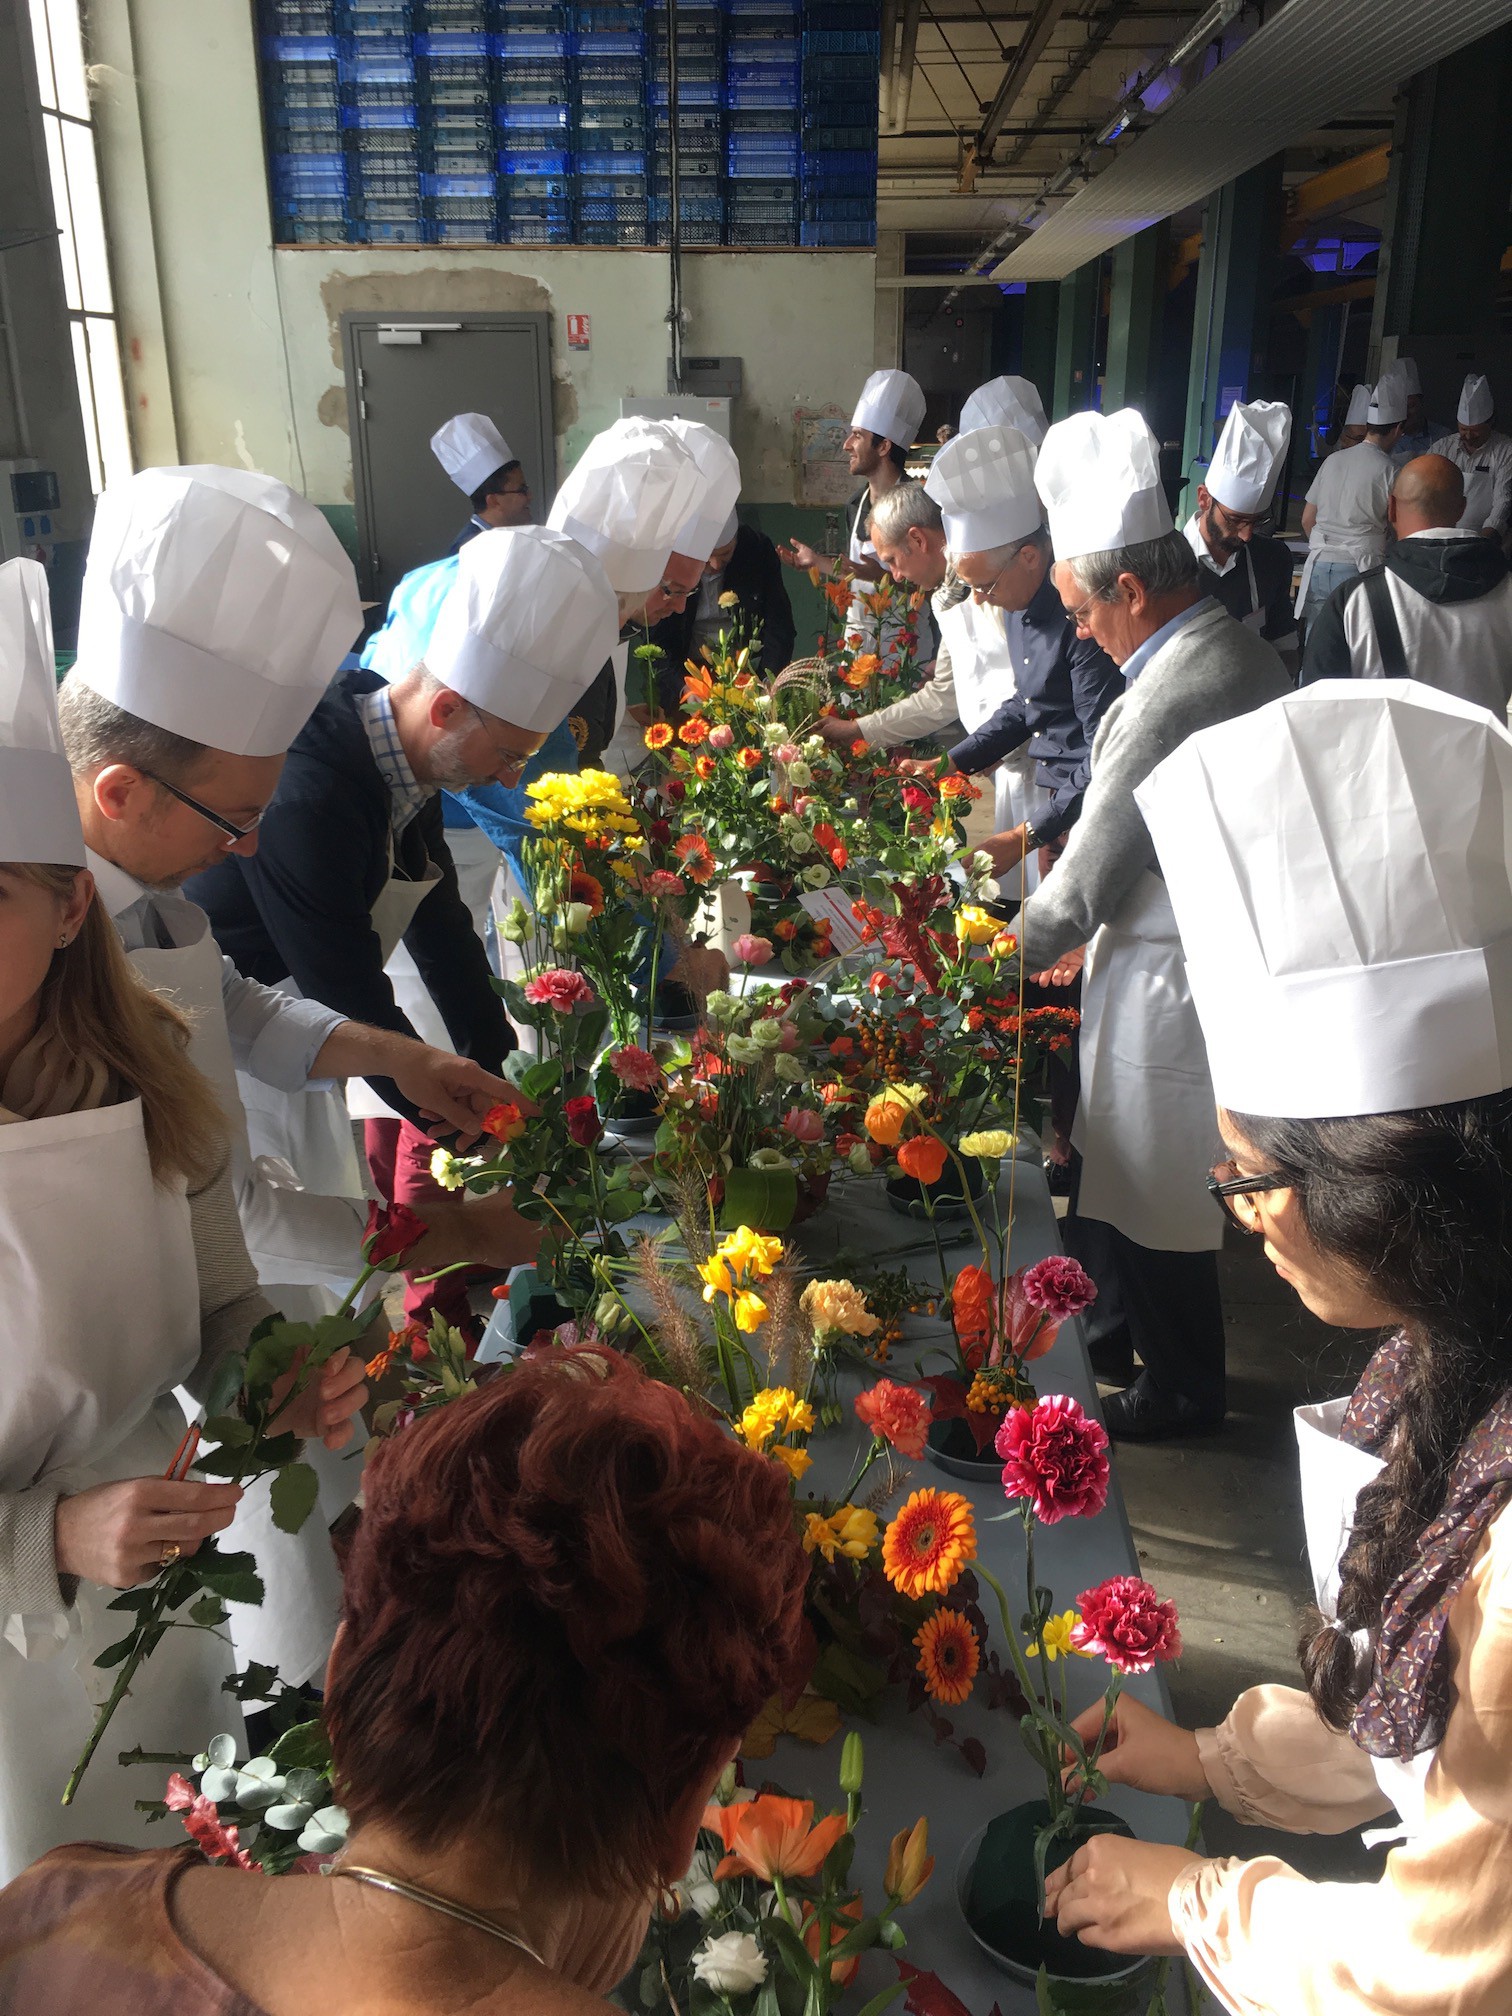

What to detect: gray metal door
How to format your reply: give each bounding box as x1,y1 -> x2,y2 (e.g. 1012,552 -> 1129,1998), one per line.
342,311 -> 554,603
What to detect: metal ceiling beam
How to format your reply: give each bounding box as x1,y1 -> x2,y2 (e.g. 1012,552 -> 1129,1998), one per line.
892,0 -> 923,135
977,0 -> 1075,159
879,0 -> 900,129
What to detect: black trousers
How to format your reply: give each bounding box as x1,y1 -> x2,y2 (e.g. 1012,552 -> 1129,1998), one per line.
1062,1157 -> 1227,1416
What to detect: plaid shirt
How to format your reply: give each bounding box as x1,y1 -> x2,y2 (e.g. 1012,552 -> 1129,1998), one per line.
356,683 -> 430,836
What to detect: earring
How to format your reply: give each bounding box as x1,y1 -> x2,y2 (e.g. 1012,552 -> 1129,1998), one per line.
57,935 -> 71,949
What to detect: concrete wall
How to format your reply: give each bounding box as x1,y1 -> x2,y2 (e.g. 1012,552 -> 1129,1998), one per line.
85,0 -> 882,523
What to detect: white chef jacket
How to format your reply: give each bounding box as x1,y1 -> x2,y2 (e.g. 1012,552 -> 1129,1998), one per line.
1304,443 -> 1394,564
1429,429 -> 1512,536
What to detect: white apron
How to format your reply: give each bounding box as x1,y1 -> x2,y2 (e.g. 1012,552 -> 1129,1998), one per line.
1462,465 -> 1495,535
1072,871 -> 1223,1251
1296,1399 -> 1437,1839
345,847 -> 445,1125
0,1100 -> 243,1881
1294,530 -> 1384,619
127,922 -> 349,1686
938,594 -> 1050,894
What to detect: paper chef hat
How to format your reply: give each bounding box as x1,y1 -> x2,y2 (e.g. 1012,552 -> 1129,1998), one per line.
431,413 -> 515,498
0,558 -> 84,868
73,466 -> 361,758
1205,399 -> 1291,515
958,375 -> 1049,450
1134,681 -> 1512,1119
425,525 -> 619,735
1395,357 -> 1422,396
1460,373 -> 1495,426
1035,408 -> 1173,562
850,369 -> 927,449
924,425 -> 1042,554
664,419 -> 742,565
547,418 -> 706,594
1345,383 -> 1372,427
1369,372 -> 1408,426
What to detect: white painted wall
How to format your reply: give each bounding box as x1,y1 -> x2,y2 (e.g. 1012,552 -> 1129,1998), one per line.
87,0 -> 883,508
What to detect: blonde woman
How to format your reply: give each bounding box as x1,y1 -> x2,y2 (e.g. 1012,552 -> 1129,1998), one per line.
0,559 -> 365,1880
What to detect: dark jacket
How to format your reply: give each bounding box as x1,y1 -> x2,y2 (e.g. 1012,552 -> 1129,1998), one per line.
1196,530 -> 1297,647
644,525 -> 797,710
445,515 -> 488,556
1302,529 -> 1512,685
947,573 -> 1124,847
187,668 -> 513,1124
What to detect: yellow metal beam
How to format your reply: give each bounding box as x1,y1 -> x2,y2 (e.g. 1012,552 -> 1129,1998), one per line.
1286,144 -> 1390,228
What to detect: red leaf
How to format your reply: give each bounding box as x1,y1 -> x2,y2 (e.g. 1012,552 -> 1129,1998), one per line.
897,1959 -> 976,2016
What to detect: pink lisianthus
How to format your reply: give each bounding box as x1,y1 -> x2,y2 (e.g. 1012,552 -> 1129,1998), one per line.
1020,1254 -> 1097,1320
995,1394 -> 1110,1525
792,795 -> 814,818
732,933 -> 775,967
642,869 -> 687,898
782,1106 -> 825,1144
708,722 -> 736,752
609,1043 -> 662,1091
523,968 -> 597,1011
1072,1575 -> 1182,1673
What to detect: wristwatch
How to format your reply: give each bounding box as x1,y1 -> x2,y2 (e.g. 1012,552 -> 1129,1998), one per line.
1022,820 -> 1041,851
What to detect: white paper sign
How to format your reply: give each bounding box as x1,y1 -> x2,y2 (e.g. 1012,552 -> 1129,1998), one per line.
797,886 -> 865,954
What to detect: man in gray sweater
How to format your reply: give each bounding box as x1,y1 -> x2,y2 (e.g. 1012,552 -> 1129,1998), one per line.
1006,412 -> 1292,1439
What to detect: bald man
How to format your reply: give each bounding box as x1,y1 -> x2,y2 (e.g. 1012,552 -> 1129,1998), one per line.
1301,454 -> 1512,712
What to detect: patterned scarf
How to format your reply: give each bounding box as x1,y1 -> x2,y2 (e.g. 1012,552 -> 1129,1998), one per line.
1341,1330 -> 1512,1759
0,1027 -> 114,1124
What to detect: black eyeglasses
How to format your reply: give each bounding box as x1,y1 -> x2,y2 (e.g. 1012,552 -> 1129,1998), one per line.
1208,1158 -> 1291,1231
140,769 -> 263,847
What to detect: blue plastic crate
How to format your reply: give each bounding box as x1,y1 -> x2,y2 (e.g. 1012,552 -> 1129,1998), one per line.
577,193 -> 648,222
802,122 -> 876,151
271,149 -> 349,192
576,220 -> 648,245
267,99 -> 346,139
575,105 -> 646,133
261,1 -> 338,32
726,0 -> 797,13
497,99 -> 570,128
802,49 -> 875,81
801,217 -> 872,245
493,29 -> 570,56
339,44 -> 418,85
422,137 -> 496,174
264,61 -> 342,108
358,216 -> 429,240
426,214 -> 499,240
800,144 -> 874,174
263,29 -> 340,58
414,27 -> 489,55
727,59 -> 799,87
272,181 -> 348,213
728,173 -> 796,200
652,105 -> 723,134
497,70 -> 570,100
276,212 -> 352,241
727,218 -> 797,245
728,197 -> 798,223
649,189 -> 724,222
340,100 -> 420,128
648,72 -> 721,103
572,73 -> 645,105
501,214 -> 572,241
415,0 -> 490,25
654,124 -> 720,151
335,3 -> 414,34
420,167 -> 494,196
497,147 -> 573,173
729,136 -> 799,173
577,170 -> 647,199
801,3 -> 875,28
801,27 -> 879,54
802,192 -> 871,219
501,193 -> 572,220
729,27 -> 799,56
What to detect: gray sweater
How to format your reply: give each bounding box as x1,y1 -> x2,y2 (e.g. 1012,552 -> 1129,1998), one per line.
1008,600 -> 1291,970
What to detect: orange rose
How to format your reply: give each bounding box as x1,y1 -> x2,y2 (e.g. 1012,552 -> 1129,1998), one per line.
694,754 -> 717,781
736,747 -> 762,770
897,1135 -> 949,1185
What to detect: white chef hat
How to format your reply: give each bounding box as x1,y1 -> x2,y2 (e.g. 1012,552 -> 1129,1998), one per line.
1368,372 -> 1408,426
73,466 -> 361,758
431,413 -> 516,498
1134,680 -> 1512,1119
1035,407 -> 1173,562
546,418 -> 706,594
958,375 -> 1048,450
850,369 -> 927,449
924,425 -> 1042,554
1395,357 -> 1422,396
663,419 -> 742,565
1459,373 -> 1495,426
714,504 -> 740,549
1344,383 -> 1372,427
424,525 -> 618,735
0,559 -> 84,868
1205,399 -> 1291,515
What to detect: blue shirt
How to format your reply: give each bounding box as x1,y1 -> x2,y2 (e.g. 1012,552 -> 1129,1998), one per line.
1119,595 -> 1213,685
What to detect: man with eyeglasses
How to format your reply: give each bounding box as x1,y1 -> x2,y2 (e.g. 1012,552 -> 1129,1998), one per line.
431,412 -> 534,556
1183,399 -> 1298,675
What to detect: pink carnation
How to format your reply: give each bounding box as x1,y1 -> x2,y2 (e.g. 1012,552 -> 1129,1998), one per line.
1020,1254 -> 1097,1321
782,1106 -> 825,1144
732,933 -> 775,967
1072,1575 -> 1182,1674
643,869 -> 686,898
523,968 -> 597,1012
995,1394 -> 1109,1525
609,1043 -> 662,1091
708,723 -> 735,752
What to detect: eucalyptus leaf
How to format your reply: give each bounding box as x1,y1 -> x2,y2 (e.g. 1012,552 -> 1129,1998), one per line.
263,1800 -> 313,1832
206,1734 -> 237,1769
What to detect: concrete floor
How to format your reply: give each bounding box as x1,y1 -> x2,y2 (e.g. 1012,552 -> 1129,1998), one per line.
1105,1224 -> 1387,1878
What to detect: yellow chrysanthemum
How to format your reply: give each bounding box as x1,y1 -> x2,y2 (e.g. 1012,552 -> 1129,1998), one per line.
1037,1610 -> 1096,1664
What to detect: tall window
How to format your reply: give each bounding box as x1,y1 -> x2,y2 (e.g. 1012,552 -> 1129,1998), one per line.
28,0 -> 132,493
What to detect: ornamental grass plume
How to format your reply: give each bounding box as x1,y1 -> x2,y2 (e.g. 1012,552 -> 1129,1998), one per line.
630,1236 -> 706,1395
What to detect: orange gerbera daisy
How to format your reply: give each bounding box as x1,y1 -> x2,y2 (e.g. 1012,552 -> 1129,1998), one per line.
674,834 -> 717,885
679,716 -> 710,746
882,1488 -> 977,1600
914,1609 -> 981,1705
643,721 -> 674,750
568,870 -> 605,917
702,1794 -> 848,1882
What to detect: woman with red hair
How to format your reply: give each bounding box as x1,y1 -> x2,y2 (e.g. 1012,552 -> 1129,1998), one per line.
0,1350 -> 810,2013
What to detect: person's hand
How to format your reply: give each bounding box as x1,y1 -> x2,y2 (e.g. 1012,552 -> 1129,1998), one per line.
54,1477 -> 244,1588
1043,1835 -> 1200,1956
984,824 -> 1030,875
1060,1694 -> 1211,1802
816,714 -> 862,747
388,1043 -> 540,1150
454,1188 -> 545,1272
776,539 -> 823,571
1033,944 -> 1086,989
270,1345 -> 369,1452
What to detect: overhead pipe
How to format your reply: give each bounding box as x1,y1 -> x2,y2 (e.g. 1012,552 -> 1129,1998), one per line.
892,0 -> 922,136
879,0 -> 899,131
976,0 -> 1074,160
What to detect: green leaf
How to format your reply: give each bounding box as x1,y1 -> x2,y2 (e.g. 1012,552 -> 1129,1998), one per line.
718,1164 -> 797,1232
190,1444 -> 249,1479
200,1414 -> 254,1448
763,1913 -> 818,1986
269,1460 -> 321,1535
189,1593 -> 228,1628
189,1548 -> 264,1607
201,1353 -> 246,1421
224,1662 -> 280,1702
853,1987 -> 905,2016
269,1718 -> 332,1773
94,1631 -> 141,1669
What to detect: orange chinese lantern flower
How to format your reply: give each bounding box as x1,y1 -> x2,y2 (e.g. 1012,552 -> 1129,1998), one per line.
896,1135 -> 948,1185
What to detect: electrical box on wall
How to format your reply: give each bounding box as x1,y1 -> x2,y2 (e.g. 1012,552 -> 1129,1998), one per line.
0,461 -> 60,567
621,396 -> 733,441
667,356 -> 743,397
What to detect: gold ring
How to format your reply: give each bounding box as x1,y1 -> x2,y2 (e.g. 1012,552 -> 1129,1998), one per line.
159,1541 -> 182,1568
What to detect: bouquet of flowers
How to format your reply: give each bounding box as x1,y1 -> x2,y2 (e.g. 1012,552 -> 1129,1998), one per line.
918,1252 -> 1098,1459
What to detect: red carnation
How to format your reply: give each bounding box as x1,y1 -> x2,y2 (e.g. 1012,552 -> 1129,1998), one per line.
1072,1575 -> 1182,1673
1020,1254 -> 1097,1321
564,1095 -> 604,1148
523,968 -> 597,1012
362,1200 -> 428,1269
854,1378 -> 932,1459
995,1394 -> 1109,1525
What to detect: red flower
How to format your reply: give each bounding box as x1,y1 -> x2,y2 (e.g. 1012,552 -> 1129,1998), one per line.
568,870 -> 605,917
854,1377 -> 932,1459
665,778 -> 687,803
523,968 -> 597,1012
830,844 -> 849,870
648,818 -> 673,848
1073,1574 -> 1182,1673
896,1135 -> 948,1185
678,716 -> 709,746
482,1101 -> 526,1143
1020,1254 -> 1097,1321
900,784 -> 933,812
564,1095 -> 604,1148
164,1775 -> 254,1870
951,1263 -> 993,1354
362,1200 -> 428,1269
675,834 -> 717,885
995,1395 -> 1109,1525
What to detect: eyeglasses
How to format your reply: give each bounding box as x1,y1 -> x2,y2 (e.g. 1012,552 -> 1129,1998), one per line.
1208,1158 -> 1291,1231
1209,501 -> 1270,539
141,769 -> 263,847
1066,589 -> 1103,633
968,544 -> 1026,605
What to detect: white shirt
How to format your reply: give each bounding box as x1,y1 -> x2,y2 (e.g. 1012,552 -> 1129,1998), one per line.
1429,429 -> 1512,535
1305,443 -> 1394,562
88,846 -> 342,1092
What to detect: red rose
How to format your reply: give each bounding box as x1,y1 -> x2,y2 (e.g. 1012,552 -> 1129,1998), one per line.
665,779 -> 686,803
564,1095 -> 604,1147
1072,1575 -> 1182,1673
482,1101 -> 526,1143
1020,1254 -> 1097,1321
854,1377 -> 932,1459
994,1394 -> 1109,1525
900,783 -> 934,812
363,1200 -> 429,1269
523,968 -> 597,1012
649,818 -> 673,847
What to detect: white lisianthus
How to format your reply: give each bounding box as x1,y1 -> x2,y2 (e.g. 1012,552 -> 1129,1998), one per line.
800,863 -> 832,890
772,1052 -> 807,1084
784,759 -> 813,788
777,813 -> 817,855
848,1141 -> 874,1175
674,1847 -> 722,1920
725,1034 -> 765,1065
693,1931 -> 768,1994
803,734 -> 826,756
704,989 -> 741,1023
562,901 -> 593,935
750,1017 -> 784,1050
762,720 -> 789,748
752,691 -> 773,711
430,1146 -> 466,1191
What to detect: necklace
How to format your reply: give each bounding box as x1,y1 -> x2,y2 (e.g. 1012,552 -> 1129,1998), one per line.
332,1864 -> 546,1965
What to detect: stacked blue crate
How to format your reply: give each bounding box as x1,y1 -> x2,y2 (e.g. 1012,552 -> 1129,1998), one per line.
415,1 -> 496,237
493,12 -> 572,242
725,0 -> 799,244
799,0 -> 877,246
324,4 -> 423,241
649,1 -> 724,244
571,5 -> 646,244
260,3 -> 348,240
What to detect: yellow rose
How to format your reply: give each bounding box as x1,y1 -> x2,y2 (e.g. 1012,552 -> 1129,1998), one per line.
955,904 -> 998,948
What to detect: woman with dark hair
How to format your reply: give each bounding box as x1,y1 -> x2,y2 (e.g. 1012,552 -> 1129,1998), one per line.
1041,680 -> 1512,2012
0,1349 -> 811,2013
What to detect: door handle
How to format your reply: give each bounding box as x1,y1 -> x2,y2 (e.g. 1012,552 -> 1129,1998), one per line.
376,322 -> 463,345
